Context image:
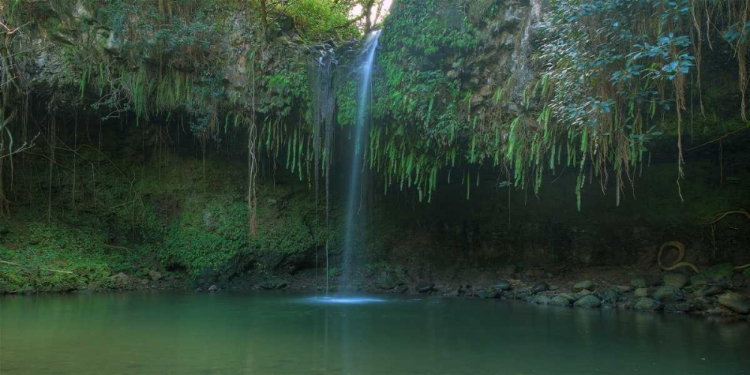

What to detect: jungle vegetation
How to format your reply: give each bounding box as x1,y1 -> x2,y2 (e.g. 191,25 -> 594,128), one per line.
0,0 -> 748,290
1,0 -> 747,215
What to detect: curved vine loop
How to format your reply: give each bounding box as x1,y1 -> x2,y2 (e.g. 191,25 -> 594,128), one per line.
660,209 -> 750,273
658,241 -> 700,273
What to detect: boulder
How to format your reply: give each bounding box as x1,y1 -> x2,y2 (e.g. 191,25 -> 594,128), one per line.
703,263 -> 734,283
475,289 -> 499,299
549,296 -> 573,307
491,280 -> 512,291
148,270 -> 162,281
574,295 -> 601,308
616,285 -> 633,293
443,288 -> 460,298
691,297 -> 713,311
573,280 -> 598,292
557,293 -> 579,303
695,285 -> 726,297
110,272 -> 130,287
597,289 -> 620,303
634,288 -> 649,298
663,273 -> 688,289
690,274 -> 708,287
618,300 -> 634,310
208,285 -> 219,292
634,298 -> 663,311
259,280 -> 286,290
417,283 -> 435,294
531,282 -> 549,294
707,306 -> 736,316
665,301 -> 691,313
652,286 -> 683,302
375,270 -> 400,290
510,290 -> 530,300
531,295 -> 552,305
630,278 -> 647,289
717,292 -> 750,315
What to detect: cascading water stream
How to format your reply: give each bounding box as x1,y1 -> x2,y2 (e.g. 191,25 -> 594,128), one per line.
339,30 -> 381,294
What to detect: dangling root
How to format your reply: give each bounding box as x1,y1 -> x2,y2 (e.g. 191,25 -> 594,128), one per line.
658,241 -> 700,273
705,209 -> 750,225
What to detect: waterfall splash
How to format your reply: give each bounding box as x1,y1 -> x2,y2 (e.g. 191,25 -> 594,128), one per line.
340,30 -> 381,294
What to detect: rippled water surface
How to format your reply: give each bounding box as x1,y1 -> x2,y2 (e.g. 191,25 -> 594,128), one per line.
1,292 -> 748,374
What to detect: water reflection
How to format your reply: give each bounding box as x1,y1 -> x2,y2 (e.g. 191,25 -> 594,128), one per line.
300,296 -> 387,305
1,293 -> 749,375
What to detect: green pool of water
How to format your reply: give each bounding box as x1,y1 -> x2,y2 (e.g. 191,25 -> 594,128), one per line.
1,292 -> 748,374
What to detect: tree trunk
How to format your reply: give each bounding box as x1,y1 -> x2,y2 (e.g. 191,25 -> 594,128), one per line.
260,0 -> 269,35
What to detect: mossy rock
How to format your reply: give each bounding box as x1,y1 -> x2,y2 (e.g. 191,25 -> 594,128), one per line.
717,292 -> 750,315
557,293 -> 579,302
695,285 -> 726,297
701,263 -> 734,283
616,285 -> 633,293
375,270 -> 400,290
531,295 -> 552,305
574,295 -> 601,308
630,278 -> 647,288
573,280 -> 597,291
689,274 -> 708,287
692,297 -> 713,311
549,296 -> 572,306
490,280 -> 512,291
597,289 -> 620,303
663,273 -> 688,289
665,301 -> 691,313
634,288 -> 649,298
634,298 -> 663,311
475,289 -> 499,299
653,286 -> 683,302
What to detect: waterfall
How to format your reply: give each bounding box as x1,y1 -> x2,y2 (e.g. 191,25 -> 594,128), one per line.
340,30 -> 381,293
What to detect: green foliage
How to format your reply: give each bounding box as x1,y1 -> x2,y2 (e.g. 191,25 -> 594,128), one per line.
365,0 -> 748,208
279,0 -> 358,40
0,221 -> 145,293
326,266 -> 340,278
347,0 -> 480,201
161,196 -> 250,276
160,189 -> 323,276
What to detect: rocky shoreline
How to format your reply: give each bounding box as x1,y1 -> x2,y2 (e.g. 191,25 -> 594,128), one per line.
196,264 -> 750,321
274,264 -> 750,321
4,265 -> 749,322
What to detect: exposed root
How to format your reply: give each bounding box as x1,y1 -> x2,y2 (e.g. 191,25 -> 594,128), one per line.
706,209 -> 750,225
658,241 -> 699,273
660,209 -> 750,273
